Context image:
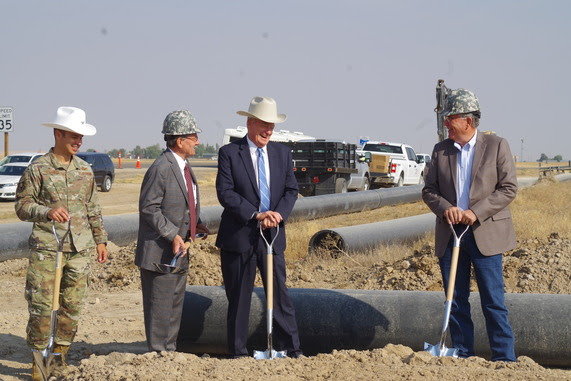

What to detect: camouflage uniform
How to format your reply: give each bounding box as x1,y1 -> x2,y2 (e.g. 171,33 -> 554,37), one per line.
15,149 -> 107,349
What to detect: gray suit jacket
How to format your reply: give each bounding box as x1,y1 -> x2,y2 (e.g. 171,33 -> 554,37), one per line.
422,132 -> 517,257
135,149 -> 201,271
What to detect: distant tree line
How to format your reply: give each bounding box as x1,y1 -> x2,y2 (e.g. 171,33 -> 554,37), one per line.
105,143 -> 219,160
538,153 -> 563,162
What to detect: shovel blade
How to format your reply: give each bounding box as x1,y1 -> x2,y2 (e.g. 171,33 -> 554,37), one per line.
253,349 -> 287,360
32,349 -> 60,381
424,342 -> 459,358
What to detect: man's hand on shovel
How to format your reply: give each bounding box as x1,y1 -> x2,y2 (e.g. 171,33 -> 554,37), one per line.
47,206 -> 71,223
444,206 -> 477,226
172,235 -> 188,257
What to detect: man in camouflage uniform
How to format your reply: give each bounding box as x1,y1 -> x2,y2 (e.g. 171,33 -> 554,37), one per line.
15,106 -> 108,380
422,89 -> 517,361
135,110 -> 209,352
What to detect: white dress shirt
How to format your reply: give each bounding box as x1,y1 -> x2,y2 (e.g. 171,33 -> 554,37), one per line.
454,130 -> 477,211
168,148 -> 197,207
246,136 -> 271,192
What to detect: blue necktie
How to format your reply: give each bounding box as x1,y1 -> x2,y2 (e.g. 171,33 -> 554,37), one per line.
257,148 -> 270,212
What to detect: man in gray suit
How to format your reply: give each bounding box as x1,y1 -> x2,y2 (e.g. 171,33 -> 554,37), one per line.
422,88 -> 517,361
135,110 -> 209,352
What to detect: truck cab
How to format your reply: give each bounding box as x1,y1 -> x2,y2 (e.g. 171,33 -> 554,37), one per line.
357,141 -> 424,187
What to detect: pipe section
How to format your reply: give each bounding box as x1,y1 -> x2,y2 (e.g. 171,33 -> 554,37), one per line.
290,185 -> 423,221
177,286 -> 571,367
309,213 -> 435,255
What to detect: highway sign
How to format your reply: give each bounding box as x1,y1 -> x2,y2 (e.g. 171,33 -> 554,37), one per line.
0,107 -> 14,132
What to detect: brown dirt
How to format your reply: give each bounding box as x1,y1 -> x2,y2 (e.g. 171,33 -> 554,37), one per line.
1,233 -> 570,380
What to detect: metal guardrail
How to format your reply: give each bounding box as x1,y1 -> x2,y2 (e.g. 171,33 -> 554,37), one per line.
517,161 -> 571,178
538,162 -> 571,178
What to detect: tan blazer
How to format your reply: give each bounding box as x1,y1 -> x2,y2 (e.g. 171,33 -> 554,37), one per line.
422,132 -> 517,257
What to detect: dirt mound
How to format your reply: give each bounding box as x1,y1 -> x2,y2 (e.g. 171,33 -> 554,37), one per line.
59,345 -> 564,381
43,233 -> 571,296
88,240 -> 225,291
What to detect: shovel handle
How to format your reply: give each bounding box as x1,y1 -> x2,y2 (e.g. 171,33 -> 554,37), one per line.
52,251 -> 63,312
445,224 -> 469,302
267,253 -> 273,311
260,226 -> 280,326
51,220 -> 71,312
445,246 -> 460,302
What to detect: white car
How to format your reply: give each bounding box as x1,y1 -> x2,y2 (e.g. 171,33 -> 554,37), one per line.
0,163 -> 29,201
0,152 -> 45,166
416,153 -> 431,165
416,153 -> 431,180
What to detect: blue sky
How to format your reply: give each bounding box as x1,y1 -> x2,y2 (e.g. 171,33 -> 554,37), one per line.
2,0 -> 570,161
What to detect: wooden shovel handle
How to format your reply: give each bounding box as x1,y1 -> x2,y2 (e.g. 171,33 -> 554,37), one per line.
52,251 -> 63,312
445,246 -> 460,302
267,252 -> 273,310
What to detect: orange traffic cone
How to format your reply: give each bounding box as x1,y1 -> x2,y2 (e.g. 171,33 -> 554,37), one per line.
118,152 -> 122,169
136,155 -> 141,169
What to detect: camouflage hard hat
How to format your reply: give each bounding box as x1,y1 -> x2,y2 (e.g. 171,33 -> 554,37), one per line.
161,110 -> 202,135
442,89 -> 481,118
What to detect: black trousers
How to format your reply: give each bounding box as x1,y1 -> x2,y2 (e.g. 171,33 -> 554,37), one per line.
220,238 -> 301,357
140,268 -> 187,352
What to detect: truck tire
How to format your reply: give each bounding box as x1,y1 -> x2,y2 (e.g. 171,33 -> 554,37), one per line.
396,173 -> 404,187
101,175 -> 112,192
361,176 -> 370,191
335,178 -> 348,193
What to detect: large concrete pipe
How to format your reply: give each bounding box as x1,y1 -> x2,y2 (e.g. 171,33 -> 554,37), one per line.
177,286 -> 571,367
289,185 -> 423,221
309,213 -> 435,254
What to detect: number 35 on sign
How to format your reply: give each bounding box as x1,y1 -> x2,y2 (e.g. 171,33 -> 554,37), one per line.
0,107 -> 14,132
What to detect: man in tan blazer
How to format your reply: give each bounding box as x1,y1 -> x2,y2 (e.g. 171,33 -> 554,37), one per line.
422,88 -> 517,361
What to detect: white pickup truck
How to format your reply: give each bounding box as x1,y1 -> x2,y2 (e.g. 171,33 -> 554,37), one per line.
356,141 -> 425,187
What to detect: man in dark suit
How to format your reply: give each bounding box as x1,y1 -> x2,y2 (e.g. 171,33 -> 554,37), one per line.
422,88 -> 517,361
135,110 -> 209,352
216,96 -> 302,358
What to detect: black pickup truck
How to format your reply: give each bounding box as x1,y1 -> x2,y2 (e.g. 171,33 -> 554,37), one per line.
284,140 -> 358,197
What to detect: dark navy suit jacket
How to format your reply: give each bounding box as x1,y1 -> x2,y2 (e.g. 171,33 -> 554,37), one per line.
215,137 -> 298,253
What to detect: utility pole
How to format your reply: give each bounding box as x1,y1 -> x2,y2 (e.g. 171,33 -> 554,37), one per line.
520,138 -> 524,162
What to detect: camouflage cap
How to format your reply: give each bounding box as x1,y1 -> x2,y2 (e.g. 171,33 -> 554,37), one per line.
442,89 -> 481,117
161,110 -> 202,135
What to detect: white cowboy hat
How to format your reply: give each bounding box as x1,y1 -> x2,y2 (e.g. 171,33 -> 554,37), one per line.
42,106 -> 97,136
236,96 -> 287,123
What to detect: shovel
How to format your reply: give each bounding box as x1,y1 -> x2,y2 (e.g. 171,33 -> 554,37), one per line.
424,222 -> 470,357
153,241 -> 191,273
253,225 -> 287,360
32,219 -> 71,381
